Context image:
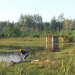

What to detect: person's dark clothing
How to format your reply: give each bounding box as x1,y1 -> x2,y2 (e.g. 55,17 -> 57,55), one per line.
21,50 -> 28,55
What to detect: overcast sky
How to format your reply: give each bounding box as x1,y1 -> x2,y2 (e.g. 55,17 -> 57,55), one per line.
0,0 -> 75,23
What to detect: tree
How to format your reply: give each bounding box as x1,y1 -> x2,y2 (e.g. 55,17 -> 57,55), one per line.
12,26 -> 20,34
19,13 -> 24,25
34,14 -> 42,23
64,26 -> 71,36
8,23 -> 14,33
25,18 -> 32,28
6,20 -> 9,27
56,27 -> 60,35
35,27 -> 39,34
51,16 -> 58,30
0,22 -> 1,27
30,27 -> 35,34
58,12 -> 64,32
43,22 -> 50,27
71,19 -> 75,30
64,19 -> 70,28
46,25 -> 51,34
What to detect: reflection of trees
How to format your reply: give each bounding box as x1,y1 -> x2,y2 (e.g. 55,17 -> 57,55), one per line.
22,46 -> 45,55
71,44 -> 75,52
0,45 -> 45,54
0,52 -> 20,56
0,45 -> 21,50
58,43 -> 72,49
46,43 -> 75,52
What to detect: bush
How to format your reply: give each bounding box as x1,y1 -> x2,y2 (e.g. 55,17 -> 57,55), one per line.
33,34 -> 39,37
30,34 -> 40,37
5,34 -> 8,37
0,33 -> 5,36
59,33 -> 63,37
8,34 -> 12,37
68,35 -> 73,41
63,37 -> 67,41
20,34 -> 27,37
12,34 -> 18,37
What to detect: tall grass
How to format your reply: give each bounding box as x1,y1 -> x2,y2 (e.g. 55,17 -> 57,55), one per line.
58,49 -> 74,75
0,49 -> 75,75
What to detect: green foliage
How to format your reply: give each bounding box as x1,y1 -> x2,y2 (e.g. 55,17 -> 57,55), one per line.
68,35 -> 73,41
0,13 -> 75,41
0,41 -> 75,74
12,34 -> 18,37
20,33 -> 27,37
12,26 -> 20,34
72,30 -> 75,37
30,34 -> 40,37
59,33 -> 63,37
0,33 -> 5,36
63,37 -> 67,41
5,33 -> 8,37
64,19 -> 70,28
0,49 -> 75,75
8,34 -> 12,37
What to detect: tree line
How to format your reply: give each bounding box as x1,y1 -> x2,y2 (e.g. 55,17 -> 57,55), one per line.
0,13 -> 75,41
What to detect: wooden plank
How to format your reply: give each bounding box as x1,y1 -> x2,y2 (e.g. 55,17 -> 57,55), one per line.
10,60 -> 31,66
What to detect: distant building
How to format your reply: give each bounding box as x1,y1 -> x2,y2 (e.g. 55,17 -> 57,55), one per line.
46,34 -> 58,43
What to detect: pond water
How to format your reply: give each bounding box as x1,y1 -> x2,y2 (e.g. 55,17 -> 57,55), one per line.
0,52 -> 21,62
0,41 -> 74,62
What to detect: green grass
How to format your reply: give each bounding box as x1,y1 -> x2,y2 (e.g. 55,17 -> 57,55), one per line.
0,41 -> 75,75
0,50 -> 75,75
0,37 -> 46,41
0,41 -> 46,46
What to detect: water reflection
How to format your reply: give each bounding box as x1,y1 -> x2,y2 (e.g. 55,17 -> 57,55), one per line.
0,43 -> 74,62
46,43 -> 58,52
46,43 -> 73,52
0,45 -> 45,62
0,45 -> 21,50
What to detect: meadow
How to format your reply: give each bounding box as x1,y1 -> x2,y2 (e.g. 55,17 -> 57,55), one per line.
0,41 -> 75,75
0,50 -> 75,75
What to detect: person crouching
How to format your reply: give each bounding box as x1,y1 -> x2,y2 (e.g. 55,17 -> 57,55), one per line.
20,48 -> 29,60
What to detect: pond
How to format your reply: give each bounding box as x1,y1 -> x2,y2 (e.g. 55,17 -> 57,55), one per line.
0,41 -> 74,62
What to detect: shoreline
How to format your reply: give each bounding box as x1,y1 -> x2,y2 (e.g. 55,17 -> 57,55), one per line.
0,37 -> 46,41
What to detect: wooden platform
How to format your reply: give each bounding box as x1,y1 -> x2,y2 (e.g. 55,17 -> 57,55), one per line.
10,60 -> 31,66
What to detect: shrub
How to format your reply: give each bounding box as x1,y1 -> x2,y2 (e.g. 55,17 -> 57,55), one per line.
63,37 -> 65,40
30,34 -> 40,37
5,34 -> 8,37
20,33 -> 27,37
68,35 -> 73,41
12,34 -> 18,37
8,34 -> 12,37
0,34 -> 5,36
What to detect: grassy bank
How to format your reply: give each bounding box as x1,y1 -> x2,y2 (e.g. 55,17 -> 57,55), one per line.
0,36 -> 74,43
0,41 -> 46,46
0,50 -> 75,75
0,37 -> 46,41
